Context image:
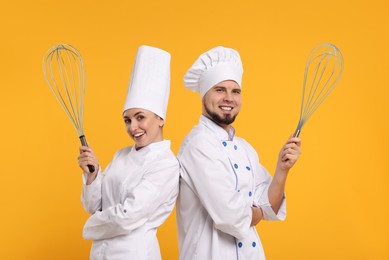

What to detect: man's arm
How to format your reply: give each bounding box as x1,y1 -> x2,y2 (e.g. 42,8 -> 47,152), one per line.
269,136 -> 301,213
251,206 -> 263,226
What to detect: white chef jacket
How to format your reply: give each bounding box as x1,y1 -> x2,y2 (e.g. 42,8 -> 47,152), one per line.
177,116 -> 286,260
81,140 -> 179,260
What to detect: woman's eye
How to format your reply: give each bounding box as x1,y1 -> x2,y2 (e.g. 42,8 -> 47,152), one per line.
124,119 -> 130,124
137,115 -> 145,121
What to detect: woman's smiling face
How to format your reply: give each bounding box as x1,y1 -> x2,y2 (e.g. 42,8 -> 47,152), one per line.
123,108 -> 164,150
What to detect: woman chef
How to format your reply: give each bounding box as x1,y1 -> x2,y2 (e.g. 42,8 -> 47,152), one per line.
77,46 -> 179,260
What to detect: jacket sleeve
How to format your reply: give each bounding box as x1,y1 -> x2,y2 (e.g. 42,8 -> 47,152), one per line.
252,164 -> 286,220
81,169 -> 103,214
82,158 -> 179,241
242,140 -> 287,221
179,137 -> 252,240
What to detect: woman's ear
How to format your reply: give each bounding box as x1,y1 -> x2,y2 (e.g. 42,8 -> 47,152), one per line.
159,119 -> 165,127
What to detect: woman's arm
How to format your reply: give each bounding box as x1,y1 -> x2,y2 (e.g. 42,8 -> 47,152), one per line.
82,158 -> 179,240
78,146 -> 103,214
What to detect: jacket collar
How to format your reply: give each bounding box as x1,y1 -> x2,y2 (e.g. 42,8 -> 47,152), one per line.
129,140 -> 171,165
200,115 -> 235,141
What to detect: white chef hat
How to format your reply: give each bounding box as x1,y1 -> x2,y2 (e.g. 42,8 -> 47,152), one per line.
183,46 -> 243,97
123,45 -> 171,119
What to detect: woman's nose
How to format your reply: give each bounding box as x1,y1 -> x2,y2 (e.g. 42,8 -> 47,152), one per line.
129,122 -> 138,132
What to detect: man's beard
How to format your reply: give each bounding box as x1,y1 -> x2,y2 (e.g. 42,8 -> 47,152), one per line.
204,103 -> 238,126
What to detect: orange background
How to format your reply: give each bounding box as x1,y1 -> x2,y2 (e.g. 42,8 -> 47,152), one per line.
0,0 -> 388,259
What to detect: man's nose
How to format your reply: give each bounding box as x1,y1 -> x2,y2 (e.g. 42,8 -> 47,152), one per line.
223,91 -> 233,102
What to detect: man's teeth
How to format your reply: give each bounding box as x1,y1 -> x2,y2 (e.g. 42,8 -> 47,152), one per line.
220,106 -> 232,111
134,132 -> 144,137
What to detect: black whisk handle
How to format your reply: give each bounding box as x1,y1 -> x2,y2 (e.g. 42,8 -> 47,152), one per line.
79,135 -> 95,173
87,164 -> 95,173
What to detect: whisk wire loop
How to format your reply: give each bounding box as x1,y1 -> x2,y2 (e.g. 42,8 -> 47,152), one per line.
294,43 -> 344,137
42,43 -> 95,173
43,44 -> 86,137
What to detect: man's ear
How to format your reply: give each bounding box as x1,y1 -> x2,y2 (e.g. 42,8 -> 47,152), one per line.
159,119 -> 165,127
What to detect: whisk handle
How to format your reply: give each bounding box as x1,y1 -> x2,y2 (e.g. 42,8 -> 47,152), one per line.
293,129 -> 301,137
79,135 -> 95,173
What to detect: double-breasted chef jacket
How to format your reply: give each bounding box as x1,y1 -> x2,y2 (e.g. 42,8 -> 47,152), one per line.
82,140 -> 179,260
177,115 -> 286,260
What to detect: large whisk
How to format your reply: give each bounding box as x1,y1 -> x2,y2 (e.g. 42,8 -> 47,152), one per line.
294,43 -> 344,137
42,44 -> 95,173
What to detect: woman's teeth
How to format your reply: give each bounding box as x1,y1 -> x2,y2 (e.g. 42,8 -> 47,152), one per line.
134,132 -> 144,137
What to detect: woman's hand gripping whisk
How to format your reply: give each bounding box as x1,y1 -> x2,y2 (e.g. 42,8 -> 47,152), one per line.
78,146 -> 99,185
